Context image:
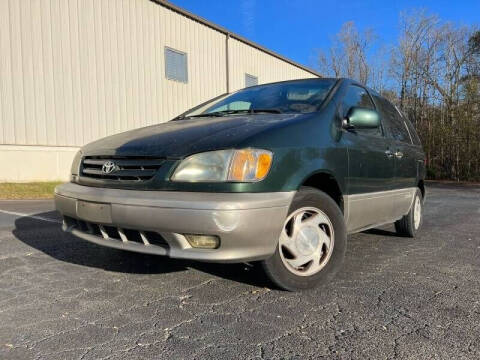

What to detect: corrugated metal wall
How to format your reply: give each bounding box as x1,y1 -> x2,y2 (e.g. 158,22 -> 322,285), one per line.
228,38 -> 316,92
0,0 -> 317,149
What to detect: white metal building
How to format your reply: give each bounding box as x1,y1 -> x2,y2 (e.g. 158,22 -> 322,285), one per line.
0,0 -> 319,182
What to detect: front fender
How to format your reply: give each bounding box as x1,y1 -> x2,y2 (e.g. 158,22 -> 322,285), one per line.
270,146 -> 348,193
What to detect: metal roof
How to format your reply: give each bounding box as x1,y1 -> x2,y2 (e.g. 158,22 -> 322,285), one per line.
151,0 -> 321,78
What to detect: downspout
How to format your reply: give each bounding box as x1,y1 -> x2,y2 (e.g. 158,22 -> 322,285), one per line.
225,33 -> 230,93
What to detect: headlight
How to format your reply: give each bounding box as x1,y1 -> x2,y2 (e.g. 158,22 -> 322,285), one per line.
171,148 -> 273,182
70,150 -> 83,180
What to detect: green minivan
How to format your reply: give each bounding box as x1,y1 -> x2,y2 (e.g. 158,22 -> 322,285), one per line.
55,78 -> 425,291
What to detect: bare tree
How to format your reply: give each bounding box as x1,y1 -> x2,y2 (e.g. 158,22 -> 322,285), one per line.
391,11 -> 479,180
390,10 -> 439,111
317,22 -> 377,85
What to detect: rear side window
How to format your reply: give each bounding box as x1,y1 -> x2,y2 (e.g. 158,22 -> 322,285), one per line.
341,85 -> 381,136
373,95 -> 411,143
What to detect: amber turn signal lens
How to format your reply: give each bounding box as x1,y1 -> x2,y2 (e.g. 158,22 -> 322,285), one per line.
229,150 -> 255,181
256,153 -> 273,179
227,149 -> 273,182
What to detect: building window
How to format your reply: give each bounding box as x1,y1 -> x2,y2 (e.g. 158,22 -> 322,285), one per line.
245,73 -> 258,87
165,47 -> 188,83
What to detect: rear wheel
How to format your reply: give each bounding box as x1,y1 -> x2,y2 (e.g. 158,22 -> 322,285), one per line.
261,187 -> 347,291
394,188 -> 423,237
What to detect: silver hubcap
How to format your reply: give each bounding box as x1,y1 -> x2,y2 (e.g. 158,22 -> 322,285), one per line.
414,196 -> 422,230
278,207 -> 335,277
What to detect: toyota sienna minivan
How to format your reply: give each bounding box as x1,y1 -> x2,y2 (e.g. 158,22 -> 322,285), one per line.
55,78 -> 425,291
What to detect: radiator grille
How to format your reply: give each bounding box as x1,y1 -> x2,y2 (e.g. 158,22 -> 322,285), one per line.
80,156 -> 165,181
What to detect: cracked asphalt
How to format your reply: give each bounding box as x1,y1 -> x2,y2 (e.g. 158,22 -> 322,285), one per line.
0,183 -> 479,359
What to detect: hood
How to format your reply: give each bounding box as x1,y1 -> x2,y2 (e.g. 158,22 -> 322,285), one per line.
81,113 -> 305,158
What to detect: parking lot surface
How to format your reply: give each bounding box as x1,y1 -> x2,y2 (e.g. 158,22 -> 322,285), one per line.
0,183 -> 479,359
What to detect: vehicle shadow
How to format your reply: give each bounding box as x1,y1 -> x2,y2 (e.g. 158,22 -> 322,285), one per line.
12,211 -> 273,288
362,228 -> 398,237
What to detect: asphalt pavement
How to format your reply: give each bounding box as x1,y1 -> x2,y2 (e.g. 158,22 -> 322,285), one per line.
0,183 -> 479,359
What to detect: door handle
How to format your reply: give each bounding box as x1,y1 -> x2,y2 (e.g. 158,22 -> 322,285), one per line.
385,150 -> 394,158
395,151 -> 404,159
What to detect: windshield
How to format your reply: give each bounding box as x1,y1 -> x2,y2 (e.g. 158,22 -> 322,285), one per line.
180,79 -> 336,118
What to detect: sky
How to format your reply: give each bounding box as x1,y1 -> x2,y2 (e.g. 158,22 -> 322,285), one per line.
170,0 -> 479,70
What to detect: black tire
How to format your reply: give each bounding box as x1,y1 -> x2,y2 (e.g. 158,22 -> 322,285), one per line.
261,186 -> 347,291
394,188 -> 423,237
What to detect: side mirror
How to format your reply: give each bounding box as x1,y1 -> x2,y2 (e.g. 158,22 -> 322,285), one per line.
342,107 -> 380,130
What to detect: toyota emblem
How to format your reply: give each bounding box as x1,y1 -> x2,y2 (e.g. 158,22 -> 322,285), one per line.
102,161 -> 117,174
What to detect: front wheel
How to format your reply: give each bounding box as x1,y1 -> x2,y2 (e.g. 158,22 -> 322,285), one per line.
261,187 -> 347,291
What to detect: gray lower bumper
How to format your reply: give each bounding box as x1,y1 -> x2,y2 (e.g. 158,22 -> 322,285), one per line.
55,183 -> 294,263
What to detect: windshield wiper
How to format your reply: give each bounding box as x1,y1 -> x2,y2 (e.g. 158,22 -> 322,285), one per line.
190,111 -> 226,117
173,112 -> 222,120
223,108 -> 283,115
184,108 -> 282,119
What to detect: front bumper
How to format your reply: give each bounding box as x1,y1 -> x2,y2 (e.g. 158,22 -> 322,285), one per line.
55,183 -> 294,263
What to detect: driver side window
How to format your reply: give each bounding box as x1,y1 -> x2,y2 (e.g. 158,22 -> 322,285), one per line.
342,86 -> 382,137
